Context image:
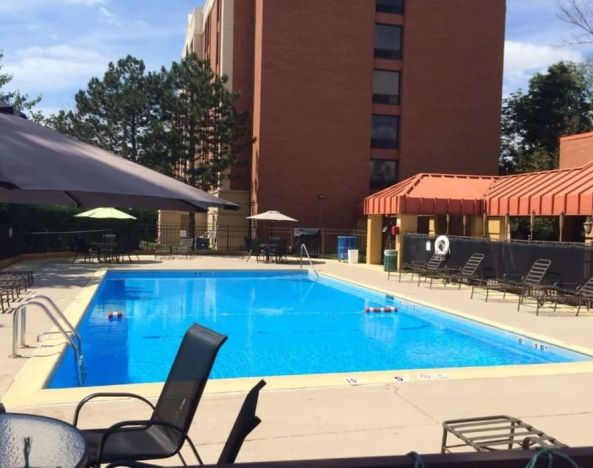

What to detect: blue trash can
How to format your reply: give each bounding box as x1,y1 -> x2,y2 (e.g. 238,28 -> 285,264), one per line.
337,236 -> 356,261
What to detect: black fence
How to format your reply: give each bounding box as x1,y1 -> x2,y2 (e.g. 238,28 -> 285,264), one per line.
403,233 -> 593,286
1,223 -> 366,261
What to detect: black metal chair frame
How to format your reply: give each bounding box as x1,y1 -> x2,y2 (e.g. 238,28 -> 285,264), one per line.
103,379 -> 267,468
73,324 -> 227,467
538,276 -> 593,316
428,253 -> 485,289
414,255 -> 448,286
473,259 -> 552,311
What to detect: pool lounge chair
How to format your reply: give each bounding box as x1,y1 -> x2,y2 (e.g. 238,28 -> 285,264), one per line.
474,259 -> 551,311
427,253 -> 485,289
73,324 -> 227,467
441,415 -> 566,453
103,380 -> 266,468
540,275 -> 593,316
397,254 -> 446,282
414,255 -> 448,286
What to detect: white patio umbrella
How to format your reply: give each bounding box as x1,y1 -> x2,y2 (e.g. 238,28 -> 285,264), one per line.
247,210 -> 297,240
75,207 -> 137,220
247,210 -> 297,222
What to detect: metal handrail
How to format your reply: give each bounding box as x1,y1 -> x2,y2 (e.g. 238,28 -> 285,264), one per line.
10,298 -> 85,386
24,294 -> 82,345
299,244 -> 319,279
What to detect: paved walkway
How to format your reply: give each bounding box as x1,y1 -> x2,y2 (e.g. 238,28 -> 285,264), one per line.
2,255 -> 593,463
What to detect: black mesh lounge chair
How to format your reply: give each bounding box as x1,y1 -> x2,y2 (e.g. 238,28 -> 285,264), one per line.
427,253 -> 485,289
104,379 -> 266,468
73,324 -> 227,467
415,254 -> 447,286
476,259 -> 551,311
397,253 -> 446,282
540,276 -> 593,316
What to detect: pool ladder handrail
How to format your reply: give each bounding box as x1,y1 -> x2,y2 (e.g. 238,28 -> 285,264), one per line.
299,243 -> 320,279
11,295 -> 85,386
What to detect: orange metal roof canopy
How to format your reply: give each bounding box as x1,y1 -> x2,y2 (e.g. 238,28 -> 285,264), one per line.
364,161 -> 593,217
364,173 -> 496,216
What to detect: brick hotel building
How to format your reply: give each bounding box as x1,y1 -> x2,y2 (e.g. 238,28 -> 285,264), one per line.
161,0 -> 505,232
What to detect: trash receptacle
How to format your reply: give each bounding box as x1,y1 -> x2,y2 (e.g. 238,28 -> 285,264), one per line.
337,236 -> 356,261
384,249 -> 397,272
347,249 -> 359,264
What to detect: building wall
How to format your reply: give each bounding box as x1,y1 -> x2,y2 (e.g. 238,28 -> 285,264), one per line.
559,132 -> 593,169
252,0 -> 375,228
398,0 -> 505,179
184,0 -> 505,230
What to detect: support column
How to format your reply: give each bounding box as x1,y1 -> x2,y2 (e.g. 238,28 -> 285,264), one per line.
470,214 -> 485,237
486,216 -> 508,240
366,215 -> 383,265
396,215 -> 417,270
428,217 -> 437,236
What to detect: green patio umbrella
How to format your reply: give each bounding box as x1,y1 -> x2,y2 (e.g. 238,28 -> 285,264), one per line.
74,207 -> 137,220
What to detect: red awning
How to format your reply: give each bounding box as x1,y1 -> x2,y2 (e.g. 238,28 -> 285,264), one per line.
364,173 -> 496,216
486,161 -> 593,216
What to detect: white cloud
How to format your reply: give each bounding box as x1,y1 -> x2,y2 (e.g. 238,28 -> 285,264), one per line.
68,0 -> 104,5
4,45 -> 108,93
99,6 -> 114,18
0,0 -> 104,14
504,40 -> 583,94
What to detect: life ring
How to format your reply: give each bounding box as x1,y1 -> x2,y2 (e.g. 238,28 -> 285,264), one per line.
434,235 -> 450,256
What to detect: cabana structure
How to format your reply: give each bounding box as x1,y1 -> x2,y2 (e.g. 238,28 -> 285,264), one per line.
364,161 -> 593,267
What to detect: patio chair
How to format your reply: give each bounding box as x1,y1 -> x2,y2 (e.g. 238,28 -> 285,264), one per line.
117,237 -> 140,263
427,253 -> 485,289
413,254 -> 448,286
173,238 -> 194,258
476,259 -> 552,310
271,238 -> 288,263
244,237 -> 262,262
441,415 -> 566,453
540,275 -> 593,316
73,324 -> 227,467
72,236 -> 97,263
103,379 -> 266,468
397,253 -> 445,282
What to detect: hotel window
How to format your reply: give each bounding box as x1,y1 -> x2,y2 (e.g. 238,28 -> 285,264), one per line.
372,115 -> 399,149
376,0 -> 404,14
373,70 -> 400,104
374,24 -> 402,60
370,160 -> 397,190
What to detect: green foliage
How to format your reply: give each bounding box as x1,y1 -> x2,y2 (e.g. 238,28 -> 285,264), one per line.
500,61 -> 593,174
0,52 -> 43,121
0,204 -> 157,253
46,54 -> 251,190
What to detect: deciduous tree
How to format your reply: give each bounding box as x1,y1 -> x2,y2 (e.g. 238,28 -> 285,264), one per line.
500,61 -> 593,173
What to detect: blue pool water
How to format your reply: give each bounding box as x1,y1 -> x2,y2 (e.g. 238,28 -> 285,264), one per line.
47,270 -> 590,388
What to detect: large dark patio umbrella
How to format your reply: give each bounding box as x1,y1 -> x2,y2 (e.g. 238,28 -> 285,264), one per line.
0,106 -> 238,211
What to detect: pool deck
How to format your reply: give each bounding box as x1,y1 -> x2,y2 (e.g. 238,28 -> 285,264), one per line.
2,255 -> 593,463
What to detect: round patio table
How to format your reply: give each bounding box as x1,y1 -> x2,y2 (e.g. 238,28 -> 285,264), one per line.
0,413 -> 87,468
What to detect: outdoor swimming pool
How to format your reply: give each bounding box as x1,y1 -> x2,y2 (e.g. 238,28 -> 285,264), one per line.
47,270 -> 590,388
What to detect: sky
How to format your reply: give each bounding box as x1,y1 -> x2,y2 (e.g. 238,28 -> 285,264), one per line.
0,0 -> 592,116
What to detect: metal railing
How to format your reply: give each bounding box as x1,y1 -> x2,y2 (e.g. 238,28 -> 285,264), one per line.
11,295 -> 85,386
299,244 -> 319,279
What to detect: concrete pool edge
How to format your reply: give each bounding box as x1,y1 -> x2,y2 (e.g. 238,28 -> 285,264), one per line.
4,267 -> 593,407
